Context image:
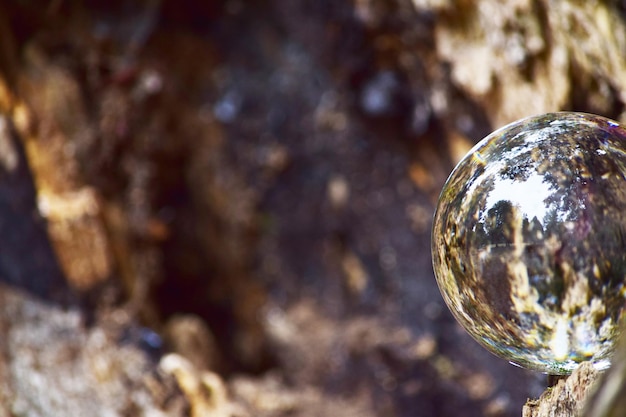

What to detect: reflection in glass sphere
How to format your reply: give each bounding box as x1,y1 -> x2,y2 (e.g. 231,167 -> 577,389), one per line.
431,112 -> 626,375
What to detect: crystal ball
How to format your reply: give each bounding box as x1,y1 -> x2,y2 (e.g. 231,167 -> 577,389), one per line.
431,112 -> 626,375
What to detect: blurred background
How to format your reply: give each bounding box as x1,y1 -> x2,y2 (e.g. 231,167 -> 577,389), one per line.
0,0 -> 624,416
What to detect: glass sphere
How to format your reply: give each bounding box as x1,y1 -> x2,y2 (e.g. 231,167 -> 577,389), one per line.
431,112 -> 626,375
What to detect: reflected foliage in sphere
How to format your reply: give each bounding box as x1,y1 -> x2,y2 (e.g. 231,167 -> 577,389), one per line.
432,112 -> 626,375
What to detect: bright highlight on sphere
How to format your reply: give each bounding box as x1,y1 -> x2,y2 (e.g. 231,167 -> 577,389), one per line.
431,112 -> 626,375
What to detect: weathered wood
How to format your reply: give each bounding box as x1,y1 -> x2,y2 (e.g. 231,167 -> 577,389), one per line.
523,363 -> 599,417
0,1 -> 625,416
583,323 -> 626,417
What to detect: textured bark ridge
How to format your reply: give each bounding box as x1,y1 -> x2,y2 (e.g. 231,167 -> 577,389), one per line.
522,363 -> 599,417
522,323 -> 626,417
0,1 -> 625,416
583,322 -> 626,417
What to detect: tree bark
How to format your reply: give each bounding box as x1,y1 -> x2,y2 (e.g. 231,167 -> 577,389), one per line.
0,1 -> 625,416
